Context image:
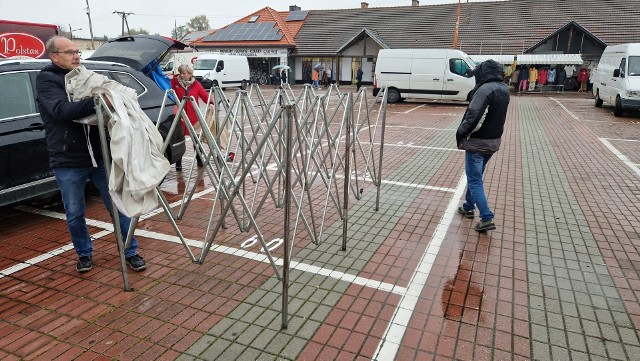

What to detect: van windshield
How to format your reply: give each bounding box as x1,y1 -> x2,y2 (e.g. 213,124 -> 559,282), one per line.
194,59 -> 217,70
629,56 -> 640,76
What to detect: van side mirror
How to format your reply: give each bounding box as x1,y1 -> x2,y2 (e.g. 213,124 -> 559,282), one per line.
216,65 -> 223,72
465,69 -> 474,78
613,69 -> 620,77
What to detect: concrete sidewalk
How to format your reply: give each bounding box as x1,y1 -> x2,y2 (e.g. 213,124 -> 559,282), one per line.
1,92 -> 640,360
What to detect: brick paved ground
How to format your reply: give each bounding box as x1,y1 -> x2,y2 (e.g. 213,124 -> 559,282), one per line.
1,86 -> 640,360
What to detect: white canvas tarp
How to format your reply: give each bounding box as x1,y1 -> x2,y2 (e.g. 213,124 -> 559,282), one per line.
470,54 -> 583,65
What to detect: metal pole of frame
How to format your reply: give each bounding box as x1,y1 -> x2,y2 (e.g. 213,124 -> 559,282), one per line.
281,104 -> 293,329
376,88 -> 388,211
94,96 -> 131,291
342,93 -> 352,251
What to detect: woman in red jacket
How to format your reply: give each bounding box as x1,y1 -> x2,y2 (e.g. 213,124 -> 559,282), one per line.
171,64 -> 211,170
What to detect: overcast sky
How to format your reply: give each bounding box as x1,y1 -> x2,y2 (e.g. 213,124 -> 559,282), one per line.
2,0 -> 487,39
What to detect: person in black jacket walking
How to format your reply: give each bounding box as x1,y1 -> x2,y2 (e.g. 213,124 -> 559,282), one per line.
455,59 -> 510,232
36,36 -> 147,272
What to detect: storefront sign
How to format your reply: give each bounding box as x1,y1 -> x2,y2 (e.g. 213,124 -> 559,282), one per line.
0,32 -> 46,59
213,48 -> 288,58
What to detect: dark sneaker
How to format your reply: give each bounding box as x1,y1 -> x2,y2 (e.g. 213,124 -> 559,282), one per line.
457,207 -> 474,219
125,254 -> 147,271
475,219 -> 496,232
76,256 -> 93,273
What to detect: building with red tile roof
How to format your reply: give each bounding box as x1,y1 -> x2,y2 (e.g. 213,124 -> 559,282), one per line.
192,0 -> 640,86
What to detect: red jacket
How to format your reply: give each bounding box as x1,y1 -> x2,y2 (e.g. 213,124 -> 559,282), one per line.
170,76 -> 211,135
537,68 -> 548,85
577,68 -> 589,83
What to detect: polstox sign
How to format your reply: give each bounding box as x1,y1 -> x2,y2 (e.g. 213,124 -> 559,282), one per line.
0,32 -> 46,59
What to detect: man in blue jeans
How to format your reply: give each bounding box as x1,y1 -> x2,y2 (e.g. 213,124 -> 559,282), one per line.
36,36 -> 147,272
455,59 -> 510,232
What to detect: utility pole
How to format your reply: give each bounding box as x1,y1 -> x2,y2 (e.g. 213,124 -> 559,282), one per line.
113,10 -> 133,36
68,24 -> 82,40
85,0 -> 95,49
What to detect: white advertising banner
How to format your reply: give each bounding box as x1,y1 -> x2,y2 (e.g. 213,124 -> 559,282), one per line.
213,48 -> 288,58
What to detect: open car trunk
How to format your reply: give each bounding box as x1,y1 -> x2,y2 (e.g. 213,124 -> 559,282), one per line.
88,35 -> 188,89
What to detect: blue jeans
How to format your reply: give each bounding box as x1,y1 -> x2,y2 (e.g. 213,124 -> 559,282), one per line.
53,161 -> 138,258
463,151 -> 494,221
312,80 -> 320,89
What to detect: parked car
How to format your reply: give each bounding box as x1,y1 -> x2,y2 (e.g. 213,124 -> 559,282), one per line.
0,57 -> 186,207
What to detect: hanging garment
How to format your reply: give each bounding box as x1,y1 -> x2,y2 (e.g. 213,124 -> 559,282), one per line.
528,80 -> 536,91
503,65 -> 513,77
65,66 -> 170,217
528,67 -> 538,82
518,66 -> 529,81
577,68 -> 589,83
556,66 -> 567,86
510,69 -> 520,85
547,68 -> 556,83
537,68 -> 548,85
519,79 -> 528,92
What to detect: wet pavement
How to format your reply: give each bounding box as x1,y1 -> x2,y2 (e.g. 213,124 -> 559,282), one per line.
2,86 -> 640,360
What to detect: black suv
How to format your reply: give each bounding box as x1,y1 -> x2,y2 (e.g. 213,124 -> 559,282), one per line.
0,36 -> 187,207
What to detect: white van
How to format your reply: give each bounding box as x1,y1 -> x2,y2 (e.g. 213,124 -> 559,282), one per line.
373,49 -> 476,103
192,54 -> 250,90
592,43 -> 640,117
161,51 -> 200,77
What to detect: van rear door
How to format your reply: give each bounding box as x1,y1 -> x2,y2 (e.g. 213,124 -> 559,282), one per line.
410,51 -> 445,99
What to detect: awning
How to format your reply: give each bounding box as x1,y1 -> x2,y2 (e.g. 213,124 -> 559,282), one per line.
469,54 -> 583,65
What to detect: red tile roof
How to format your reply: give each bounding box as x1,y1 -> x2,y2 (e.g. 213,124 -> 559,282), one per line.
190,7 -> 304,48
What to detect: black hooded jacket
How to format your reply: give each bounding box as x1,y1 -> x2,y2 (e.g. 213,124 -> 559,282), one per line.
455,59 -> 510,155
36,63 -> 101,169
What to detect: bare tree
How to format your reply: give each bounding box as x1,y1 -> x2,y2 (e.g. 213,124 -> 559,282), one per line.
187,15 -> 210,31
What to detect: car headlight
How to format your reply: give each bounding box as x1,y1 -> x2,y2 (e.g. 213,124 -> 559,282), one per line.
627,91 -> 640,98
203,73 -> 210,80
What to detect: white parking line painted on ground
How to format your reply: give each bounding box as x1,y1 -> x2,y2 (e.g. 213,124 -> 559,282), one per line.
382,142 -> 463,152
330,174 -> 456,193
12,206 -> 408,296
0,230 -> 110,279
373,173 -> 467,361
385,125 -> 457,131
604,138 -> 640,142
549,97 -> 581,121
403,104 -> 426,113
600,138 -> 640,178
